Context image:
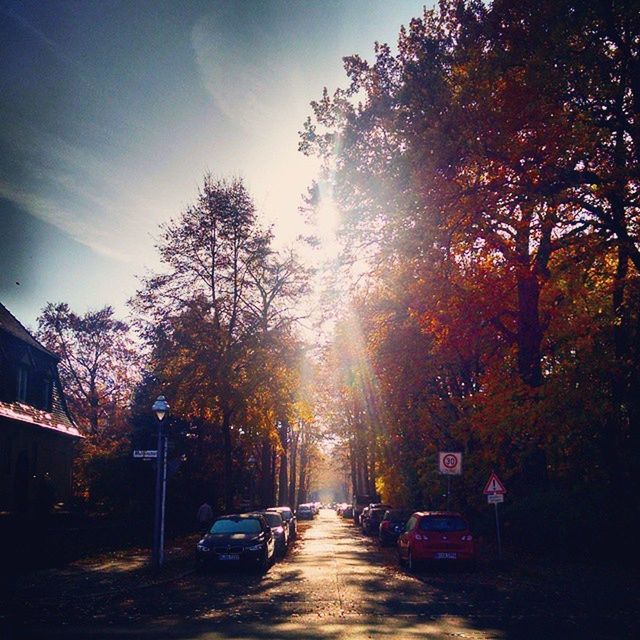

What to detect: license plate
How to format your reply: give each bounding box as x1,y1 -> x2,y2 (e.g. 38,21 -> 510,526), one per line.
218,553 -> 240,561
434,552 -> 457,560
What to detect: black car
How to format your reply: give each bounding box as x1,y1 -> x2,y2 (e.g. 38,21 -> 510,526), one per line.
258,511 -> 288,556
267,506 -> 297,540
297,504 -> 314,520
196,514 -> 275,572
361,503 -> 391,531
378,509 -> 413,546
363,506 -> 390,535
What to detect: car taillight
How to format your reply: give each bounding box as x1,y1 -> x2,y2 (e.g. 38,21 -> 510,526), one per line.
462,534 -> 473,541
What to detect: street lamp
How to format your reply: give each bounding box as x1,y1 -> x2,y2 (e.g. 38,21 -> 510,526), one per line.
151,394 -> 170,570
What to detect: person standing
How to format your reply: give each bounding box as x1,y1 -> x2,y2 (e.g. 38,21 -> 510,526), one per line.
197,501 -> 213,533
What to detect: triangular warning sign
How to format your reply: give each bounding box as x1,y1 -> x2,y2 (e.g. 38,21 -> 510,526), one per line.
483,472 -> 507,495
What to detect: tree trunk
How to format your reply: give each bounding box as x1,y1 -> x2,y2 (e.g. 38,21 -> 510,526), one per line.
289,431 -> 298,508
222,410 -> 233,512
259,437 -> 271,508
271,447 -> 278,506
297,426 -> 308,506
366,447 -> 377,495
516,270 -> 544,388
600,243 -> 630,494
278,420 -> 289,506
348,437 -> 357,498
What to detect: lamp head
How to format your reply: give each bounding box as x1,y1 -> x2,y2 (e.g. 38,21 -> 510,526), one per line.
152,395 -> 169,421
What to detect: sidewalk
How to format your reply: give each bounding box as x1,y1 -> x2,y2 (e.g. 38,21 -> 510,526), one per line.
1,534 -> 199,624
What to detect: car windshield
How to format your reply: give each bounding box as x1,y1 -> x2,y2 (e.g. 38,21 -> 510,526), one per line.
371,509 -> 387,521
386,510 -> 412,521
419,516 -> 468,532
263,513 -> 283,527
210,518 -> 262,534
276,508 -> 292,520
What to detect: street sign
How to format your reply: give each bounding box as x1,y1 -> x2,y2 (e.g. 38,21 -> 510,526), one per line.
133,450 -> 158,459
439,452 -> 462,475
483,472 -> 506,561
483,472 -> 506,494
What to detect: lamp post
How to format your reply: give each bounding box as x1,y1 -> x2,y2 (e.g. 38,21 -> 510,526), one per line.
151,394 -> 169,570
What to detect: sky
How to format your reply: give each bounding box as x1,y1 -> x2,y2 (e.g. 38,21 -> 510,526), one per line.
0,0 -> 428,331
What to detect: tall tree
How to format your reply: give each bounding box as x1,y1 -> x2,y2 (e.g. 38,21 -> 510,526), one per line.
132,175 -> 308,510
37,303 -> 139,439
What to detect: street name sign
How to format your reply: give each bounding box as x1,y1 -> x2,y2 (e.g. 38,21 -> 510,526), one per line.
439,452 -> 462,475
483,472 -> 506,495
133,450 -> 158,459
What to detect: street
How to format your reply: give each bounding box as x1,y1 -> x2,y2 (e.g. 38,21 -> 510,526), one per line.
3,509 -> 638,639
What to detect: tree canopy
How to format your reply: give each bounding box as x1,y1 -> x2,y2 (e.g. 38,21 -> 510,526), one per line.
302,0 -> 640,554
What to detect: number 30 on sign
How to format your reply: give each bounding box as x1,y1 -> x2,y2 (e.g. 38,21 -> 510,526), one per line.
439,452 -> 462,475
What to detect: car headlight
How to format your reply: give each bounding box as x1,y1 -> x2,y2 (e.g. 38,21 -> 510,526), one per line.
197,543 -> 210,551
247,543 -> 264,551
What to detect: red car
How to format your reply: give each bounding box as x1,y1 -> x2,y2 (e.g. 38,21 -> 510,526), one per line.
397,511 -> 476,570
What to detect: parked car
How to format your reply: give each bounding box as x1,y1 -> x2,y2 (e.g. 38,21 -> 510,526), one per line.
196,513 -> 275,572
397,512 -> 476,571
297,503 -> 314,520
378,509 -> 413,546
258,511 -> 288,556
361,503 -> 391,531
353,494 -> 380,525
267,506 -> 297,540
363,506 -> 390,535
341,506 -> 353,519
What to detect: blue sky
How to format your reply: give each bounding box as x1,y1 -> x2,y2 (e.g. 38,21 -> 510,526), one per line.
0,0 -> 428,330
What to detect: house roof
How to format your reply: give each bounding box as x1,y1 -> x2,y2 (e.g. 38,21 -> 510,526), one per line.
0,302 -> 58,359
0,399 -> 83,438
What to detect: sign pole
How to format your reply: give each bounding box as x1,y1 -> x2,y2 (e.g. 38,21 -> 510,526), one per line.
446,474 -> 451,510
483,471 -> 506,563
494,501 -> 502,561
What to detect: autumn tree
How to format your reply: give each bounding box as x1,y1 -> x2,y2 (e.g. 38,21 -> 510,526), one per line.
37,303 -> 139,441
301,0 -> 640,552
132,175 -> 309,510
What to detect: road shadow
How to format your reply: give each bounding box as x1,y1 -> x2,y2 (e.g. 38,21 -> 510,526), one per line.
340,518 -> 639,639
3,513 -> 638,640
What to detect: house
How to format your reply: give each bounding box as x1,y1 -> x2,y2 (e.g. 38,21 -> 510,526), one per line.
0,302 -> 82,513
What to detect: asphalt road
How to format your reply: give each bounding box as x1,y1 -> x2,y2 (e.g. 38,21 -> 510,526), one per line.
3,508 -> 638,639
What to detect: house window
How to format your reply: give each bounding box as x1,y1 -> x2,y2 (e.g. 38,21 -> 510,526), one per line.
42,377 -> 53,411
16,367 -> 28,402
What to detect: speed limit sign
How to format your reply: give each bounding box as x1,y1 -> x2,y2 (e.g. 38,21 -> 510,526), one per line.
439,452 -> 462,475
